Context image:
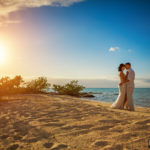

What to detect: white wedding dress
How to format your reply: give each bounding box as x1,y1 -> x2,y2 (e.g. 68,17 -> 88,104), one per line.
111,72 -> 126,109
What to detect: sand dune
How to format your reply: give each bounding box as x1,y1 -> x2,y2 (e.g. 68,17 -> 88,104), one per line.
0,94 -> 150,150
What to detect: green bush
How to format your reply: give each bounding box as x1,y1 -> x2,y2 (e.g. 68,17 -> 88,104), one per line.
53,80 -> 85,96
26,77 -> 51,93
0,75 -> 25,95
12,75 -> 24,88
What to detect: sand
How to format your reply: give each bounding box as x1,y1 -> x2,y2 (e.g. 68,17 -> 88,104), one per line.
0,94 -> 150,150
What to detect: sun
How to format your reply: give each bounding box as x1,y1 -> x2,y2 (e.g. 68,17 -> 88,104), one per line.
0,44 -> 6,64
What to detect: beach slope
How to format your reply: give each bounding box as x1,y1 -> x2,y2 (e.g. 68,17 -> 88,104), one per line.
0,94 -> 150,150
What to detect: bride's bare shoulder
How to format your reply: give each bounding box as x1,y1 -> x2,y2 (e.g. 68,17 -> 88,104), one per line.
118,71 -> 122,75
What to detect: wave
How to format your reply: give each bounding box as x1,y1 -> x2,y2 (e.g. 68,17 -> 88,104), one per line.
89,92 -> 104,94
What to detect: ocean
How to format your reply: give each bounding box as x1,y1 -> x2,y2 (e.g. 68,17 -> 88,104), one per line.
82,88 -> 150,108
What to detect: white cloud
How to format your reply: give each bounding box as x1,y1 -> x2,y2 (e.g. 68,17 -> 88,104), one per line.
109,46 -> 120,52
0,0 -> 84,16
0,0 -> 84,26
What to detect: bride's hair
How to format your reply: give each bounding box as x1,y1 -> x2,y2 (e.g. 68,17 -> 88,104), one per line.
118,64 -> 125,71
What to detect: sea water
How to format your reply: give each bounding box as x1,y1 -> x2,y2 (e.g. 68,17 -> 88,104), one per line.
83,88 -> 150,107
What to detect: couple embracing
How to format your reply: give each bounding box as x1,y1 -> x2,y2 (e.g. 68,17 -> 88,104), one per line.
111,62 -> 135,111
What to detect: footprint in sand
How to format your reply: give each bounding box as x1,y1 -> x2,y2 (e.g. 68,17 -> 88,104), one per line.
135,119 -> 150,125
117,132 -> 139,141
43,142 -> 54,148
7,144 -> 19,150
132,119 -> 150,130
13,135 -> 22,141
94,141 -> 108,147
0,134 -> 9,140
104,144 -> 123,150
51,144 -> 68,150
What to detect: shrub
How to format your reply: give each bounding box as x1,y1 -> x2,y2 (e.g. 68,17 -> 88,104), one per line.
0,75 -> 24,95
26,77 -> 51,93
53,80 -> 85,96
12,75 -> 24,88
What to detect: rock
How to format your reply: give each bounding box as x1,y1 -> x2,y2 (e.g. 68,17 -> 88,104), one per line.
80,92 -> 95,98
83,94 -> 95,98
114,93 -> 119,95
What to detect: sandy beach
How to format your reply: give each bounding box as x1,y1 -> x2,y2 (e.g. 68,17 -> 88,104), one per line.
0,94 -> 150,150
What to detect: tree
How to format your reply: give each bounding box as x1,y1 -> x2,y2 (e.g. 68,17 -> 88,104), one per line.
53,80 -> 85,96
12,75 -> 24,88
26,77 -> 51,92
0,76 -> 11,92
0,75 -> 24,94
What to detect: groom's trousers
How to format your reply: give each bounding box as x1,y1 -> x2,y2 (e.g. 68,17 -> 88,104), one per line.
126,85 -> 135,111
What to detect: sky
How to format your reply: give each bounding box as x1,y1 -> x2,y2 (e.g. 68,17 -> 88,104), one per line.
0,0 -> 150,87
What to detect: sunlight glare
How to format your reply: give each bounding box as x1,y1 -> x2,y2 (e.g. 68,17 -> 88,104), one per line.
0,44 -> 6,64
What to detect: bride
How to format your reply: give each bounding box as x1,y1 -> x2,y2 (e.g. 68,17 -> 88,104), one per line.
111,64 -> 129,109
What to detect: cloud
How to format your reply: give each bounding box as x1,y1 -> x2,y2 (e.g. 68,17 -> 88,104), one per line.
109,46 -> 120,52
0,0 -> 84,26
0,0 -> 84,16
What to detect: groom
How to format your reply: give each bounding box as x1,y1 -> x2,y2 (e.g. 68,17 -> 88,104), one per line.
125,62 -> 135,111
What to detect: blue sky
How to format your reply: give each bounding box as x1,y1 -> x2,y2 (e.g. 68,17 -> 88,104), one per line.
0,0 -> 150,87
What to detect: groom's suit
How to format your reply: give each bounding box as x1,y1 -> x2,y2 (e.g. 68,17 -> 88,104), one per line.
126,68 -> 135,111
